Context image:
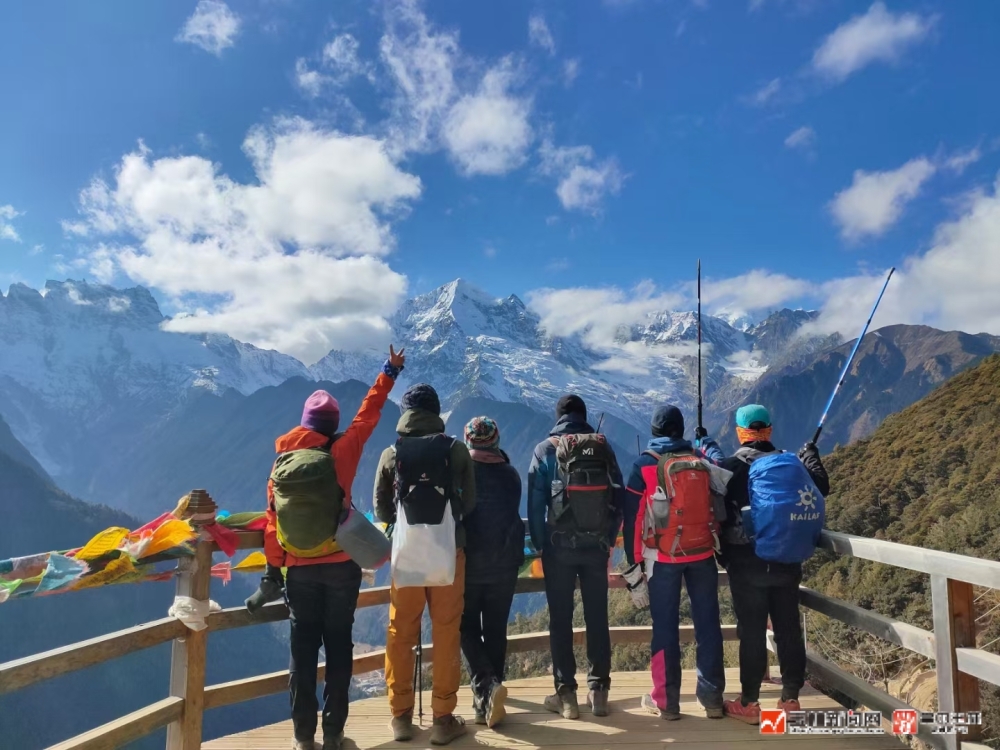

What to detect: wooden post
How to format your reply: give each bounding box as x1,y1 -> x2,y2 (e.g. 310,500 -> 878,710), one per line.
931,575 -> 981,747
166,490 -> 218,750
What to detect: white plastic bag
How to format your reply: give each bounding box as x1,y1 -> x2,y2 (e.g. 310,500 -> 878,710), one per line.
391,503 -> 457,588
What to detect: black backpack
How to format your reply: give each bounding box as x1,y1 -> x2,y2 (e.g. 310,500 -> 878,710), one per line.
393,434 -> 457,526
548,433 -> 617,546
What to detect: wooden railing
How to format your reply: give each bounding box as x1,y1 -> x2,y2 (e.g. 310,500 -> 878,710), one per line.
3,522 -> 999,750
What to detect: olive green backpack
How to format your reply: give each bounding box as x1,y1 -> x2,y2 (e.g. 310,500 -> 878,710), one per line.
271,437 -> 345,557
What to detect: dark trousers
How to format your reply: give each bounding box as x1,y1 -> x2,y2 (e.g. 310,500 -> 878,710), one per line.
285,561 -> 362,741
727,553 -> 805,702
543,549 -> 611,694
460,572 -> 518,708
648,556 -> 725,711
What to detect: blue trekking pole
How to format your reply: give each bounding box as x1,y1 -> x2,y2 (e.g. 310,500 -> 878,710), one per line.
811,267 -> 895,446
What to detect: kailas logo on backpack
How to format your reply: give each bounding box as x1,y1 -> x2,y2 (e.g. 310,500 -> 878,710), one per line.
642,451 -> 720,558
747,452 -> 826,564
271,437 -> 344,558
391,435 -> 458,588
549,433 -> 617,545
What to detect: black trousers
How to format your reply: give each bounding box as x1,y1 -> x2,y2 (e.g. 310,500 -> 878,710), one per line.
727,551 -> 805,702
543,548 -> 611,694
460,572 -> 519,708
285,561 -> 362,740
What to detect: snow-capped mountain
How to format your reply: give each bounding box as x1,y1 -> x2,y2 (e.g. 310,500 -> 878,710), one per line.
311,279 -> 806,431
0,280 -> 307,481
0,277 -> 819,499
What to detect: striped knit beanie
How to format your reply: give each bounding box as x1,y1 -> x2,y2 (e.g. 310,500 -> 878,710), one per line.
464,416 -> 500,451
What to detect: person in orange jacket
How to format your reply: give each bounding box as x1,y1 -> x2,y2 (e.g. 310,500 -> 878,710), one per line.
253,345 -> 404,750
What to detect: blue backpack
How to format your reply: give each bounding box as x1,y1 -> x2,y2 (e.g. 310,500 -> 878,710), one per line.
743,451 -> 825,564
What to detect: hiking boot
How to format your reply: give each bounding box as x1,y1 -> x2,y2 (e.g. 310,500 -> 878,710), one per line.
484,683 -> 508,728
641,693 -> 679,720
588,688 -> 609,717
724,696 -> 761,725
544,691 -> 580,720
321,733 -> 344,750
474,709 -> 487,726
704,705 -> 724,719
778,697 -> 801,712
390,712 -> 414,742
429,715 -> 466,746
291,739 -> 315,750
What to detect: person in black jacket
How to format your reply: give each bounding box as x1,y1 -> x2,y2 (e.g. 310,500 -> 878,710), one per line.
527,395 -> 625,720
460,416 -> 524,729
717,404 -> 830,726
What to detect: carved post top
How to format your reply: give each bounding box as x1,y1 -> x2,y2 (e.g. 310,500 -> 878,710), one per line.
176,490 -> 218,526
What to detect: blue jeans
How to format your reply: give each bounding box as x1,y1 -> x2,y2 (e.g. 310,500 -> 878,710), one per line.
648,556 -> 725,711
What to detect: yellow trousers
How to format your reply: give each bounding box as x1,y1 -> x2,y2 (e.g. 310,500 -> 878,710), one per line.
385,550 -> 466,719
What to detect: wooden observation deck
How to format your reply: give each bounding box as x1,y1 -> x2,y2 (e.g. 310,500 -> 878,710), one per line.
3,490 -> 999,750
204,670 -> 901,750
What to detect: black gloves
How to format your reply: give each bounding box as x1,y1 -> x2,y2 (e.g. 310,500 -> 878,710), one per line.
245,564 -> 285,614
798,442 -> 820,461
694,426 -> 708,440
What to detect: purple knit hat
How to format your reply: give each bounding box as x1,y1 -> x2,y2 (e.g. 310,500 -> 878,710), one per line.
464,416 -> 500,451
301,390 -> 341,436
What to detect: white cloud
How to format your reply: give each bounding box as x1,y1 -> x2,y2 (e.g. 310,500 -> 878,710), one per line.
30,244 -> 44,255
528,280 -> 686,344
812,2 -> 936,83
563,58 -> 581,86
829,157 -> 936,241
442,59 -> 533,176
538,140 -> 624,215
785,126 -> 816,151
527,281 -> 695,375
702,270 -> 815,315
176,0 -> 241,56
0,205 -> 22,242
807,173 -> 1000,336
944,146 -> 982,175
483,245 -> 497,258
295,58 -> 328,98
323,33 -> 376,84
745,77 -> 781,106
65,120 -> 421,363
378,1 -> 535,176
195,132 -> 212,150
528,13 -> 556,55
380,0 -> 460,155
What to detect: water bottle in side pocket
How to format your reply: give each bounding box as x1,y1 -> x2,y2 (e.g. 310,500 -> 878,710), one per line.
740,505 -> 755,540
551,479 -> 565,519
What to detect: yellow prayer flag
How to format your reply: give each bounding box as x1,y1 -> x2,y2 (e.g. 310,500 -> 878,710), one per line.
233,551 -> 267,574
72,555 -> 137,590
140,520 -> 197,558
75,527 -> 130,561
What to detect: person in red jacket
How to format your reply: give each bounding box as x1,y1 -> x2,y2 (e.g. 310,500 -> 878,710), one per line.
254,345 -> 404,750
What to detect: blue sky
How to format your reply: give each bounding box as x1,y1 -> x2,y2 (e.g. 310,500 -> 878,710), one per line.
1,0 -> 999,363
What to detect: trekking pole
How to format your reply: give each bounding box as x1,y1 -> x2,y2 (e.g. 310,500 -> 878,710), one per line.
697,259 -> 704,437
596,412 -> 605,434
412,643 -> 424,724
811,267 -> 895,446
